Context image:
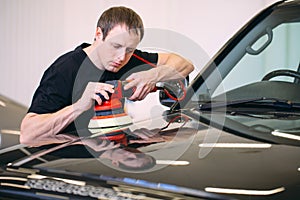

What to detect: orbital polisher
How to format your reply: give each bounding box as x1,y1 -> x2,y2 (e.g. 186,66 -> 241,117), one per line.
88,80 -> 186,129
88,80 -> 134,129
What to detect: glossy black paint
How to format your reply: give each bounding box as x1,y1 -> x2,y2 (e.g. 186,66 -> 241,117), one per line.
1,1 -> 300,199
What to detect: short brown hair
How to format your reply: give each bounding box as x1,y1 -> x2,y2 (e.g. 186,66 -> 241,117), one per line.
97,6 -> 144,41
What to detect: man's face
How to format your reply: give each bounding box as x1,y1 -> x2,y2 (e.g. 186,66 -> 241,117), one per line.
110,148 -> 153,169
95,25 -> 140,72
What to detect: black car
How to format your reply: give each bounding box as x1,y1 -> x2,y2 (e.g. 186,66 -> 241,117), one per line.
0,94 -> 27,150
1,0 -> 300,199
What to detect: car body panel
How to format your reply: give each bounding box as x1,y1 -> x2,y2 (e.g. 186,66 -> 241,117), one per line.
1,1 -> 300,199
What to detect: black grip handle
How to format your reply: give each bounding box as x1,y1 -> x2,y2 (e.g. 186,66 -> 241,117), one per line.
95,80 -> 116,102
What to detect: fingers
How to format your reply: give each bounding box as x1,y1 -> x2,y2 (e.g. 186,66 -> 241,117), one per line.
101,83 -> 115,94
94,83 -> 114,97
130,128 -> 160,140
128,86 -> 147,100
88,82 -> 115,104
94,89 -> 111,104
76,82 -> 116,112
125,75 -> 155,101
131,128 -> 150,140
96,140 -> 120,151
84,138 -> 120,152
93,93 -> 103,105
123,78 -> 136,91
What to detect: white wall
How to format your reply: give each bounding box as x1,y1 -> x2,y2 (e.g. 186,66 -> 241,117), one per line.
0,0 -> 279,107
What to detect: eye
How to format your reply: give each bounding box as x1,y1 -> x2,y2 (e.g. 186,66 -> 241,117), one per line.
125,157 -> 135,161
126,48 -> 135,54
112,43 -> 122,49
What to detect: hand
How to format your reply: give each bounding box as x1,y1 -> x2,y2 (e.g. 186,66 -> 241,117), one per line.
124,70 -> 157,101
80,138 -> 120,152
129,128 -> 165,143
24,133 -> 80,147
129,128 -> 161,140
74,82 -> 115,112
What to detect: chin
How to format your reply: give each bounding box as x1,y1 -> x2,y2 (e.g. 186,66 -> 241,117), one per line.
106,66 -> 119,73
111,68 -> 120,73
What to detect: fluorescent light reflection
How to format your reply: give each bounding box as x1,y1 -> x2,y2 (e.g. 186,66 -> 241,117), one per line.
199,143 -> 272,148
0,183 -> 30,189
1,129 -> 20,135
27,174 -> 86,186
0,100 -> 6,107
156,160 -> 190,166
0,176 -> 27,181
298,168 -> 300,172
272,130 -> 300,141
205,187 -> 285,195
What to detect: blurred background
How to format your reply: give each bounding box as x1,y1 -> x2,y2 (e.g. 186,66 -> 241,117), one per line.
0,0 -> 278,107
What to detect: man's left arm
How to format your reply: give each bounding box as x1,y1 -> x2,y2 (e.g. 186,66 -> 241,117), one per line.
156,52 -> 194,80
125,53 -> 194,100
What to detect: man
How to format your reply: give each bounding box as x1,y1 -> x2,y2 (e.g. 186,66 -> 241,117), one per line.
20,6 -> 194,147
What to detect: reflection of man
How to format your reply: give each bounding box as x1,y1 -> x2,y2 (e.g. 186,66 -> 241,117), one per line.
55,138 -> 156,171
20,6 -> 194,147
100,147 -> 156,171
128,127 -> 198,145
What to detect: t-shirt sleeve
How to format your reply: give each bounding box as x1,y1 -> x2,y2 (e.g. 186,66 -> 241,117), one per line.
28,67 -> 72,114
132,49 -> 158,67
116,49 -> 158,79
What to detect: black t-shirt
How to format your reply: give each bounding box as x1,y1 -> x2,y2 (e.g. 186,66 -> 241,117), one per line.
28,43 -> 158,135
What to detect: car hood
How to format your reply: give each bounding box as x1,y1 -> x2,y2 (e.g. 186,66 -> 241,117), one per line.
1,110 -> 299,200
36,132 -> 300,199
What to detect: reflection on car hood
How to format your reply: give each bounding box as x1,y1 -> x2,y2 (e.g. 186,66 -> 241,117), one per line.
2,0 -> 300,199
1,111 -> 299,200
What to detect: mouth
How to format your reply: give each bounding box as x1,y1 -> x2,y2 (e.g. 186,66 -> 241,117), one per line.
112,62 -> 122,68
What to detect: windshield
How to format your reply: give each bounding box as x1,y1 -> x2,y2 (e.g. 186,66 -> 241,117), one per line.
186,4 -> 300,146
214,22 -> 300,96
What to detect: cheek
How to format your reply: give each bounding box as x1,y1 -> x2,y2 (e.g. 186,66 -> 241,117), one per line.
98,50 -> 114,64
98,44 -> 115,58
124,53 -> 133,63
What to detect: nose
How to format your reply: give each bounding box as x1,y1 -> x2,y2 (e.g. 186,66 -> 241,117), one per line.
117,48 -> 126,62
126,152 -> 137,159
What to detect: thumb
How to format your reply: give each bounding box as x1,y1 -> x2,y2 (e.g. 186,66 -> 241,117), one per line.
124,78 -> 136,90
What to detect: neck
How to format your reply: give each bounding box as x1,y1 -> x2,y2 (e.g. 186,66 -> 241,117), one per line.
83,43 -> 105,70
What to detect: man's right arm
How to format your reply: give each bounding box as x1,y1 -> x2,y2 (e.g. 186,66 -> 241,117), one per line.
20,105 -> 83,146
20,82 -> 115,147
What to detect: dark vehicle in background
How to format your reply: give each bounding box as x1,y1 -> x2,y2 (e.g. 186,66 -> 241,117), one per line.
0,95 -> 27,150
1,0 -> 300,199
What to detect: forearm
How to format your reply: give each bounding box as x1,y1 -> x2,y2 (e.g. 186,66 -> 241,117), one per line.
124,53 -> 193,100
20,82 -> 115,146
20,104 -> 83,146
153,65 -> 187,82
155,53 -> 194,81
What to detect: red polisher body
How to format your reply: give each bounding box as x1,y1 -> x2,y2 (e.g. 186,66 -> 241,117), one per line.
88,80 -> 134,129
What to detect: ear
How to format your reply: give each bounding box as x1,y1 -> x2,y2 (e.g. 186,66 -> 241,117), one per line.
95,27 -> 103,41
112,160 -> 119,167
